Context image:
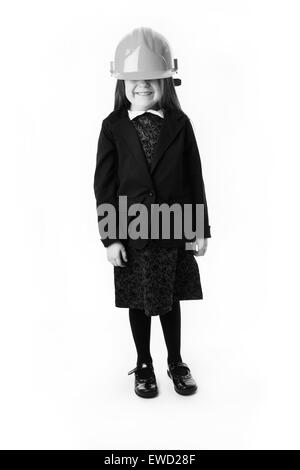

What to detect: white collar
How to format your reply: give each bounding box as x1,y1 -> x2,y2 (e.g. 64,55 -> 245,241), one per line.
128,108 -> 164,120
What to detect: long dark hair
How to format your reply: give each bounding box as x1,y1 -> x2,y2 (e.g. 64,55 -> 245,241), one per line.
113,78 -> 182,113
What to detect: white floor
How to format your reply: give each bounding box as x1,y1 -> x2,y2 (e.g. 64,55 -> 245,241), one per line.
1,280 -> 299,450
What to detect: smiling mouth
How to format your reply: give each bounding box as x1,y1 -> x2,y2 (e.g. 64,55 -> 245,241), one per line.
135,91 -> 153,96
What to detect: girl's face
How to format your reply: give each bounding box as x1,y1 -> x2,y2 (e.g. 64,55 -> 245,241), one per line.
124,79 -> 162,110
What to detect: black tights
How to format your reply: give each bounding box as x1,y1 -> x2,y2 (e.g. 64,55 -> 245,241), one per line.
128,300 -> 183,366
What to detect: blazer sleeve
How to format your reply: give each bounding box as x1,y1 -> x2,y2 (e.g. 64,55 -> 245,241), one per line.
93,119 -> 120,247
184,117 -> 211,239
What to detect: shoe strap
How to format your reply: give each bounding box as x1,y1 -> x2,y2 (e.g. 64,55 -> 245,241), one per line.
168,361 -> 190,372
128,362 -> 153,375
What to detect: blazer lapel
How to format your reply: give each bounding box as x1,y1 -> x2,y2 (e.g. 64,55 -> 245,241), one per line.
112,106 -> 186,183
150,108 -> 185,175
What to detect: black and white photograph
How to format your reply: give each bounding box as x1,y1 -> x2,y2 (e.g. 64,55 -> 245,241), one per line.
0,0 -> 300,452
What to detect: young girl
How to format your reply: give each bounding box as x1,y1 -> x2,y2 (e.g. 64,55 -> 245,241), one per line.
94,27 -> 211,398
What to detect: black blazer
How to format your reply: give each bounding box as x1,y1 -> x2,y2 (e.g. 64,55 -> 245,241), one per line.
93,105 -> 211,249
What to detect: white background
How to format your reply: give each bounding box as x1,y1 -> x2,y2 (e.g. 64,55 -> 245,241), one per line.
0,0 -> 300,450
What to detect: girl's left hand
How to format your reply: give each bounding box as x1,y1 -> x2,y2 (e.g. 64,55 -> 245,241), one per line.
191,238 -> 208,256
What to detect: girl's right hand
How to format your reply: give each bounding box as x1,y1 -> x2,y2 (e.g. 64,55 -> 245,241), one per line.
106,242 -> 128,267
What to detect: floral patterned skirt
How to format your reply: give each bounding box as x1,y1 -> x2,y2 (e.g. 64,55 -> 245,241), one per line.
114,241 -> 203,317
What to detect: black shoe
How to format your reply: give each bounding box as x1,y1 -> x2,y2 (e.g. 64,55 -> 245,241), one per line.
167,361 -> 198,395
128,362 -> 158,398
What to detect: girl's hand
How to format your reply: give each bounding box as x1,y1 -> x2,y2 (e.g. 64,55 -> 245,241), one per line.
106,242 -> 128,267
191,238 -> 208,256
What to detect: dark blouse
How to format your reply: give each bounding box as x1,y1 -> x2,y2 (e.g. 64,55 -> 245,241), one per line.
130,112 -> 164,168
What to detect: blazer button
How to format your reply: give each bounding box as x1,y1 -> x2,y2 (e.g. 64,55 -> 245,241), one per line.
149,191 -> 153,197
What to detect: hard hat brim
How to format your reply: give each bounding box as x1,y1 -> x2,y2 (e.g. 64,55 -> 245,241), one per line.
112,70 -> 176,81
